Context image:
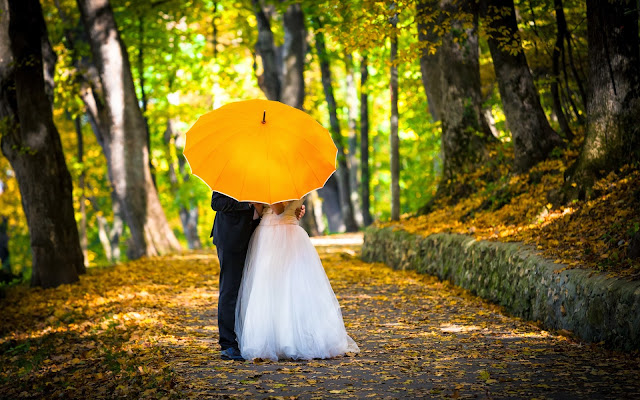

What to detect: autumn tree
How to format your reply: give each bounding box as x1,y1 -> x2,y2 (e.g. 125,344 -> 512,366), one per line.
165,118 -> 201,250
72,116 -> 89,266
0,0 -> 84,287
120,1 -> 210,252
360,54 -> 373,226
51,0 -> 126,263
312,16 -> 358,232
565,0 -> 640,196
416,0 -> 442,121
482,0 -> 562,172
345,54 -> 363,226
252,0 -> 307,109
280,3 -> 306,109
550,0 -> 573,139
0,216 -> 10,282
76,0 -> 181,258
252,0 -> 327,235
389,4 -> 400,221
418,0 -> 494,191
253,0 -> 281,102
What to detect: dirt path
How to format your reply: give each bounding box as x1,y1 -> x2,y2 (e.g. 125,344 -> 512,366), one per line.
164,233 -> 640,399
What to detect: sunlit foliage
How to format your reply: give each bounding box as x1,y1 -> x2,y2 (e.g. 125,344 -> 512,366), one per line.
0,0 -> 613,278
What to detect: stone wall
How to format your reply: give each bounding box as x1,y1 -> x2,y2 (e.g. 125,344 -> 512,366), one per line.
362,226 -> 640,351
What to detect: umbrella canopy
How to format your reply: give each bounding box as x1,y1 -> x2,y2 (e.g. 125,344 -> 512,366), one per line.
183,99 -> 337,204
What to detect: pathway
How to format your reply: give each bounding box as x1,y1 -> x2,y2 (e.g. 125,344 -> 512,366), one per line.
164,233 -> 640,399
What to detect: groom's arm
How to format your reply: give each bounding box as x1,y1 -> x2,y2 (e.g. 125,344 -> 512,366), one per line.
211,192 -> 252,212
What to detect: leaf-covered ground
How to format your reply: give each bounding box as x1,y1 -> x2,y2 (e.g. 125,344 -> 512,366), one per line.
388,145 -> 640,280
1,235 -> 640,399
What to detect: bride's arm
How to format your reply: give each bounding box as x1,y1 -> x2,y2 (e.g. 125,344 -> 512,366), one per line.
270,201 -> 289,215
251,203 -> 265,216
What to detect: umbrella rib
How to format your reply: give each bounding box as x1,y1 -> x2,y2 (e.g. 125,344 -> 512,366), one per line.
210,150 -> 235,190
185,119 -> 254,152
187,130 -> 247,174
236,130 -> 259,201
296,133 -> 336,171
277,140 -> 302,198
269,127 -> 336,188
237,162 -> 248,203
292,144 -> 326,188
266,125 -> 272,204
184,128 -> 226,152
270,119 -> 329,160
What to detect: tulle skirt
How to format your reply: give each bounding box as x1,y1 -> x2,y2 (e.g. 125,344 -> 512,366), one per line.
235,217 -> 359,361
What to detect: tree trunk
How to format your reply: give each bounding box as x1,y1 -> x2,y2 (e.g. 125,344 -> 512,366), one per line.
345,54 -> 363,227
76,0 -> 181,259
551,0 -> 573,140
360,55 -> 373,227
390,7 -> 400,221
108,191 -> 123,261
302,191 -> 322,236
179,207 -> 200,250
298,197 -> 320,236
41,26 -> 57,108
53,0 -> 109,152
417,0 -> 443,121
313,18 -> 358,232
565,0 -> 640,195
138,16 -> 148,118
88,189 -> 123,263
0,216 -> 10,277
438,0 -> 494,183
137,15 -> 155,187
212,1 -> 219,60
96,215 -> 112,262
253,0 -> 281,101
315,187 -> 344,233
281,3 -> 323,236
251,3 -> 330,236
77,64 -> 127,260
74,116 -> 89,267
482,0 -> 563,172
281,3 -> 305,109
167,119 -> 202,250
565,33 -> 588,113
561,54 -> 585,126
319,175 -> 345,232
53,1 -> 128,260
483,108 -> 501,138
0,0 -> 84,288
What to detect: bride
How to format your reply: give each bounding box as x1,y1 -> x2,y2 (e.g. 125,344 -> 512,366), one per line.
235,197 -> 359,361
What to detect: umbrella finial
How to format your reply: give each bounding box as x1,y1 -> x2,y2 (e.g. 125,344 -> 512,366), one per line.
262,110 -> 266,124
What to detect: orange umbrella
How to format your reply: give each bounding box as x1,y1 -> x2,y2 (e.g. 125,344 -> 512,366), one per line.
183,99 -> 337,204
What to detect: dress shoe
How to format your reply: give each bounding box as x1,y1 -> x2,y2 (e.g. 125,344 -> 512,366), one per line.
220,347 -> 245,361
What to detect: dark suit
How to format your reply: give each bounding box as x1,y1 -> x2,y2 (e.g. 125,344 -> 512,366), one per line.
210,192 -> 260,351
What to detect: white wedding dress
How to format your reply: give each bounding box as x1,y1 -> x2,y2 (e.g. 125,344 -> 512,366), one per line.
235,198 -> 359,361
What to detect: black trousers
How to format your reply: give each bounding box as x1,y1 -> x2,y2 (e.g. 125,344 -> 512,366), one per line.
216,220 -> 259,350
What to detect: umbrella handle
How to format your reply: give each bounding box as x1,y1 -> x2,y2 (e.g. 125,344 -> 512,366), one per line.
262,110 -> 266,124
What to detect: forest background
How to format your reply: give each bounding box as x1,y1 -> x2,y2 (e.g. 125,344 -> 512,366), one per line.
1,0 -> 639,288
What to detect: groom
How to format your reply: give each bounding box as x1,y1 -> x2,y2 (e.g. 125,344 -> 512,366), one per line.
210,192 -> 304,361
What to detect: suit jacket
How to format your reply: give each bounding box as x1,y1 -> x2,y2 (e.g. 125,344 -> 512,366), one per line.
210,192 -> 256,252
